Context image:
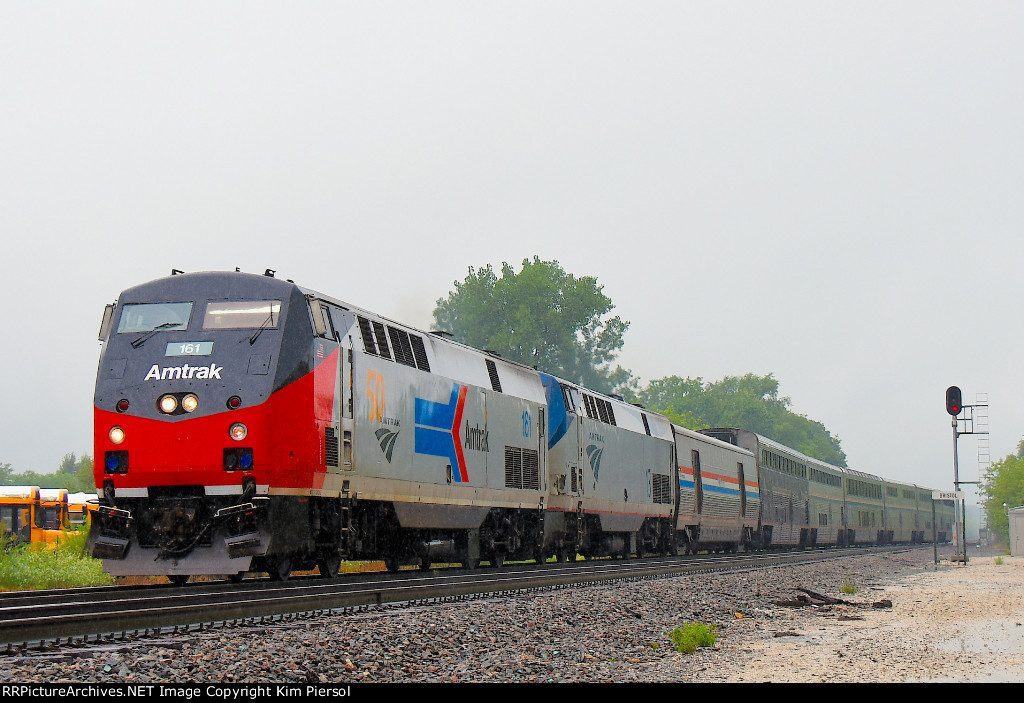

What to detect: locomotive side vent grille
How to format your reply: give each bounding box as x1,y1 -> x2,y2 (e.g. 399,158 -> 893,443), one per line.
504,447 -> 520,489
485,359 -> 502,393
582,394 -> 617,426
372,321 -> 392,360
388,326 -> 417,368
523,448 -> 539,489
357,316 -> 377,355
410,335 -> 430,372
325,427 -> 340,467
604,399 -> 616,426
504,446 -> 540,490
652,474 -> 672,504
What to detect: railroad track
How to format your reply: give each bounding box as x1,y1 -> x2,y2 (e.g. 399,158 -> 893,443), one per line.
0,546 -> 914,651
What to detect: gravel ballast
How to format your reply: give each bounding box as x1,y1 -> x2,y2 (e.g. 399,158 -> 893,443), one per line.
3,547 -> 1021,683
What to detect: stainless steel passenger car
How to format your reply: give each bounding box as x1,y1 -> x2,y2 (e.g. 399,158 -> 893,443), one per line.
701,429 -> 814,548
672,427 -> 758,552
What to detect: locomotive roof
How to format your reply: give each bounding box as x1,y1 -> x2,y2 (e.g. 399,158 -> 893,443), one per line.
298,282 -> 548,379
118,270 -> 301,302
548,376 -> 675,440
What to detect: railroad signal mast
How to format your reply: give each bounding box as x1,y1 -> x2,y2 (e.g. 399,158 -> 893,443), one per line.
944,385 -> 987,565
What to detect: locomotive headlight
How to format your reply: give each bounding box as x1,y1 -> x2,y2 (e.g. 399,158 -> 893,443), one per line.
109,426 -> 125,444
159,394 -> 178,414
182,394 -> 199,413
229,422 -> 248,441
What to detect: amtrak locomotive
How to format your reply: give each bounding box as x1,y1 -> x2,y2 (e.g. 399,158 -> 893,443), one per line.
88,270 -> 954,582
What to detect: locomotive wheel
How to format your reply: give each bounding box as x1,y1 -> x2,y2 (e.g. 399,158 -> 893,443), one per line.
268,555 -> 292,581
227,573 -> 245,583
490,551 -> 506,568
384,556 -> 402,573
317,550 -> 341,578
167,575 -> 189,586
419,557 -> 432,571
461,557 -> 480,570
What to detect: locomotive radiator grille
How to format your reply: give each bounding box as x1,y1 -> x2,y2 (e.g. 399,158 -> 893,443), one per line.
652,474 -> 672,504
504,446 -> 540,490
325,427 -> 340,467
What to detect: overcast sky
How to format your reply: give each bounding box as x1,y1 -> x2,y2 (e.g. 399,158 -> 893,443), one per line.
2,2 -> 1021,508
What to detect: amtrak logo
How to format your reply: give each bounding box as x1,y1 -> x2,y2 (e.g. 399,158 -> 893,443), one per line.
414,383 -> 470,482
374,428 -> 400,463
145,363 -> 223,381
464,421 -> 489,452
586,444 -> 604,481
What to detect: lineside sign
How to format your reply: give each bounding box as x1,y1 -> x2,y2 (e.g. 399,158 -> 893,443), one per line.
933,490 -> 964,501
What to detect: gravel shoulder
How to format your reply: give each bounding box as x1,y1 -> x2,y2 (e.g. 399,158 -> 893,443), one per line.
690,550 -> 1024,683
2,547 -> 1020,683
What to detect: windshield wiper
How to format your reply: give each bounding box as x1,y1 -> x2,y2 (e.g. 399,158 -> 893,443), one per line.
249,312 -> 276,346
131,322 -> 179,349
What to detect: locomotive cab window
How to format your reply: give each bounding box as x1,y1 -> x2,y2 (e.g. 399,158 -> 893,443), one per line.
203,300 -> 282,329
117,303 -> 193,333
320,304 -> 337,341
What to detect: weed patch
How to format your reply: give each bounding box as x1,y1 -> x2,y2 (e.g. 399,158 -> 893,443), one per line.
669,623 -> 718,654
0,530 -> 114,591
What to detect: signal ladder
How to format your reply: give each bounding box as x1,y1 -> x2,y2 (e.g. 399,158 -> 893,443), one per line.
975,393 -> 990,470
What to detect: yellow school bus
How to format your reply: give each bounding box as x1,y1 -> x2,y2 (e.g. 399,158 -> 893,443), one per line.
67,492 -> 98,530
0,486 -> 69,547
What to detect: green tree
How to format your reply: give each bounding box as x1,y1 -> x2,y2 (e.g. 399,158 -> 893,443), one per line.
631,376 -> 706,429
980,446 -> 1024,546
633,373 -> 847,467
433,257 -> 634,394
67,456 -> 95,494
0,468 -> 54,487
57,452 -> 78,476
0,454 -> 95,492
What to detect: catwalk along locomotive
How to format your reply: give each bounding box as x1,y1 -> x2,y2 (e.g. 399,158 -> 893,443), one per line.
88,270 -> 955,582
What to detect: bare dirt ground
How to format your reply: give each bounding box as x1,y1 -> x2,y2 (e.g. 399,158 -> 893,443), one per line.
690,551 -> 1024,683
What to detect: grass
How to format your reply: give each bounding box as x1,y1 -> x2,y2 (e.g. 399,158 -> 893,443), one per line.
840,578 -> 858,595
995,556 -> 1004,565
0,530 -> 114,590
669,623 -> 718,654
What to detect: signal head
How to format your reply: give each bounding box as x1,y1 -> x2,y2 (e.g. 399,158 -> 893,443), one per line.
945,386 -> 962,416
